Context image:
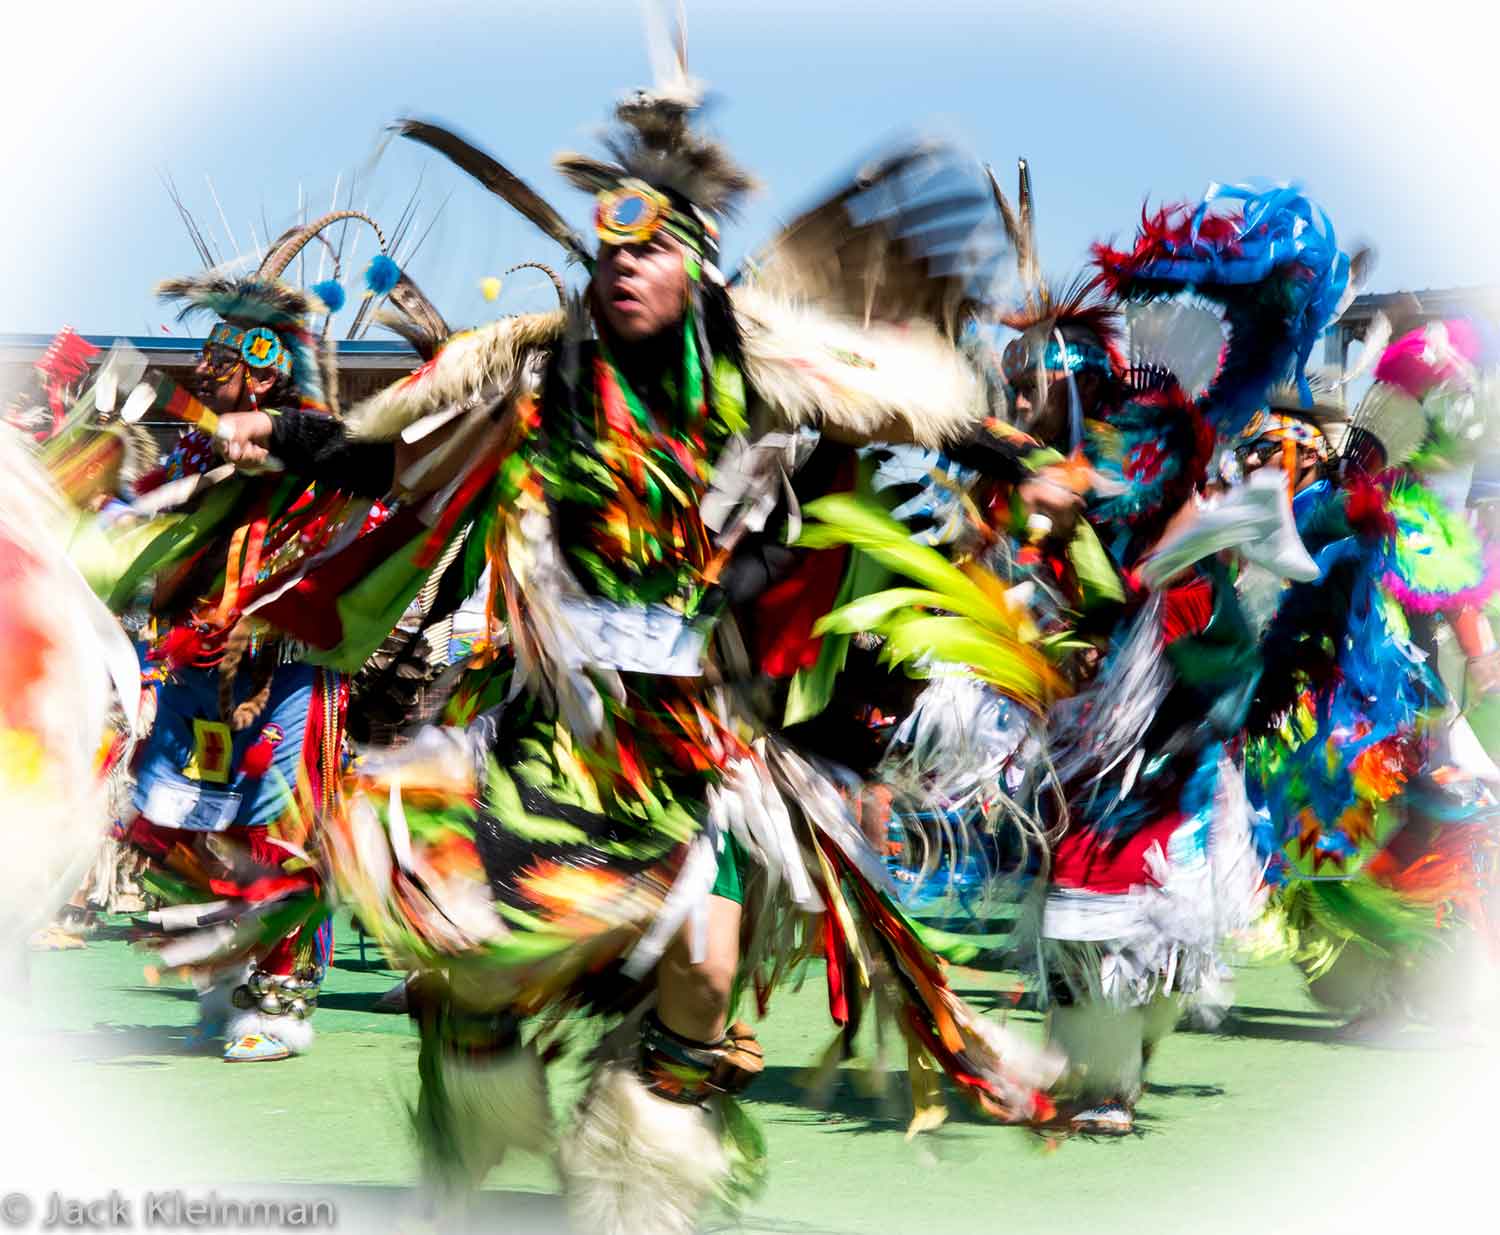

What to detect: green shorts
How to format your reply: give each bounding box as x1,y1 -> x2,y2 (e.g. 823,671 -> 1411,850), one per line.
709,830 -> 744,904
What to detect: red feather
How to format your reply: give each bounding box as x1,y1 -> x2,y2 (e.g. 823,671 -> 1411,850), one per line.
821,904 -> 849,1027
240,737 -> 276,780
1345,474 -> 1396,539
1093,201 -> 1249,293
156,623 -> 208,669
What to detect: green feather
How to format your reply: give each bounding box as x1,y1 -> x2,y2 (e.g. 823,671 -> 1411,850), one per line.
798,492 -> 1059,710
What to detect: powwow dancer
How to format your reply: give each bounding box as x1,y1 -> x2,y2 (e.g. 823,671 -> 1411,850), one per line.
1247,318 -> 1500,1032
100,210 -> 412,1062
991,183 -> 1362,1134
0,428 -> 141,988
197,45 -> 1076,1227
796,175 -> 1346,1135
967,182 -> 1350,1135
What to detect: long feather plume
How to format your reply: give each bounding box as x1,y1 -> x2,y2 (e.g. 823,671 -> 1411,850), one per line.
395,118 -> 590,262
986,159 -> 1038,301
156,272 -> 319,328
162,170 -> 217,269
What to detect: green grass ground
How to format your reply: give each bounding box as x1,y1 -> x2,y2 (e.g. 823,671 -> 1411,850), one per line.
3,912 -> 1491,1235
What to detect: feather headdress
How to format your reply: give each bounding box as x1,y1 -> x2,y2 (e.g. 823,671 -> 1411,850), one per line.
987,158 -> 1039,301
554,7 -> 754,233
1264,367 -> 1346,422
1092,181 -> 1354,435
998,275 -> 1126,385
156,210 -> 398,412
555,88 -> 756,224
1232,368 -> 1347,464
1125,300 -> 1226,401
391,9 -> 751,271
980,160 -> 1118,376
985,160 -> 1123,381
1338,382 -> 1427,471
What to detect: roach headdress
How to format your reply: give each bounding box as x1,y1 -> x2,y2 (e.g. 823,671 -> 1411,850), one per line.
998,276 -> 1126,388
986,162 -> 1124,393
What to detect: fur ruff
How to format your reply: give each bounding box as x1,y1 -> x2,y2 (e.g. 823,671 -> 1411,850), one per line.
226,1007 -> 315,1054
560,1064 -> 729,1235
347,310 -> 567,442
194,961 -> 252,1031
432,1043 -> 553,1188
1048,994 -> 1182,1104
352,288 -> 983,451
731,286 -> 985,449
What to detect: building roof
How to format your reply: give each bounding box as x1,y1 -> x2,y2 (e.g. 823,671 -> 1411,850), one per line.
0,332 -> 417,370
1335,286 -> 1500,333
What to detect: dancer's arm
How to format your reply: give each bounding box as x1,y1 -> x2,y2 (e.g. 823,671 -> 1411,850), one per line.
213,408 -> 396,497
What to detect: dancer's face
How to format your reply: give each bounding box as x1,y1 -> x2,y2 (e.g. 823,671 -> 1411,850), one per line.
1239,439 -> 1322,493
1012,370 -> 1103,447
192,345 -> 279,415
594,235 -> 689,343
1011,370 -> 1071,444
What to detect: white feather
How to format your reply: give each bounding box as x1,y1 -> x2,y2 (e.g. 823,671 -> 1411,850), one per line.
1125,300 -> 1225,397
622,828 -> 720,979
129,463 -> 236,516
1344,381 -> 1428,468
1138,467 -> 1318,590
1339,312 -> 1391,386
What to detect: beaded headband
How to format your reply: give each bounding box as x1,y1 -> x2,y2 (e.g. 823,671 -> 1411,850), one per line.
207,321 -> 293,379
1001,331 -> 1115,386
1236,409 -> 1333,461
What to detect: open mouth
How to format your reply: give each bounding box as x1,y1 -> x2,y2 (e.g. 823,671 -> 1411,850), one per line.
609,286 -> 645,311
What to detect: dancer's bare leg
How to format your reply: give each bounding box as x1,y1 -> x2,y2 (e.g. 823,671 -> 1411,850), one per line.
657,896 -> 742,1040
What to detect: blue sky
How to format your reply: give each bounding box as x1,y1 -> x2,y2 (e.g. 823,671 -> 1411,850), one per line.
4,0 -> 1497,337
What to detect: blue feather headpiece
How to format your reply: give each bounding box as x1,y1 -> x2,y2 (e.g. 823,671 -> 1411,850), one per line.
1094,181 -> 1351,435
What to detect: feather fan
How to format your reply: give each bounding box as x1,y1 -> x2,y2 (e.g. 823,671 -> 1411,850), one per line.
735,141 -> 1011,341
1125,301 -> 1225,399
